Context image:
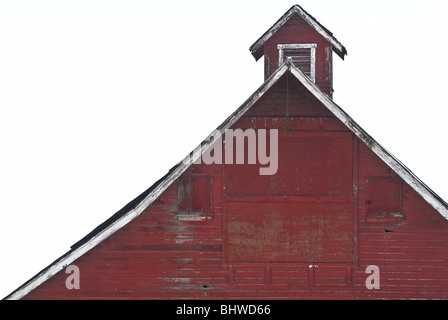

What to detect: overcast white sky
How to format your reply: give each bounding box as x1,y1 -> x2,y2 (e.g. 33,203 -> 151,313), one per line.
1,0 -> 448,299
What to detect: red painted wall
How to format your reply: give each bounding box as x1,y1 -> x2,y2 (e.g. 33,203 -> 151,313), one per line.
23,75 -> 448,300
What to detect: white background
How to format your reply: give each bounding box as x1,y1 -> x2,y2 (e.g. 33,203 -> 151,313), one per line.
1,0 -> 447,299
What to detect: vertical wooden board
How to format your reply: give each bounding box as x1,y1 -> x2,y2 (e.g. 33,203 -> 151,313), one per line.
225,202 -> 353,263
177,177 -> 190,213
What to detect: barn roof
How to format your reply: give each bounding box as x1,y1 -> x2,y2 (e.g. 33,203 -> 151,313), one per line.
249,4 -> 348,61
5,59 -> 448,300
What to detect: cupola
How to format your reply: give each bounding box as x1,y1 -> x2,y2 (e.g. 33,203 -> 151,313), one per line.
250,5 -> 347,97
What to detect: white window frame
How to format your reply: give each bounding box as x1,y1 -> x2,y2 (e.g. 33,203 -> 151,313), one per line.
278,43 -> 317,83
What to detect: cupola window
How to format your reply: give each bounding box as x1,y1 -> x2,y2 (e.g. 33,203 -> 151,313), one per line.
278,43 -> 317,82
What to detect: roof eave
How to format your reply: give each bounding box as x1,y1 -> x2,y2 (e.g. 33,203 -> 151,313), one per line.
249,5 -> 347,61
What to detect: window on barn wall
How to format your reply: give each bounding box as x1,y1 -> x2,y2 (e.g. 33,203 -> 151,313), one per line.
278,43 -> 317,82
177,174 -> 213,221
367,177 -> 402,219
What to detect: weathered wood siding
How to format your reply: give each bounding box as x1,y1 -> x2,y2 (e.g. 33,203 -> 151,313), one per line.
354,142 -> 448,299
23,75 -> 448,300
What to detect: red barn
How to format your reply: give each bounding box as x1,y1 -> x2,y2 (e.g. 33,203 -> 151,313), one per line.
5,4 -> 448,300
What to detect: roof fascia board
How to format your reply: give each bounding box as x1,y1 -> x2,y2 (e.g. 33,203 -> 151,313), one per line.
293,6 -> 346,58
4,63 -> 290,301
250,5 -> 346,60
250,7 -> 296,60
288,62 -> 448,220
